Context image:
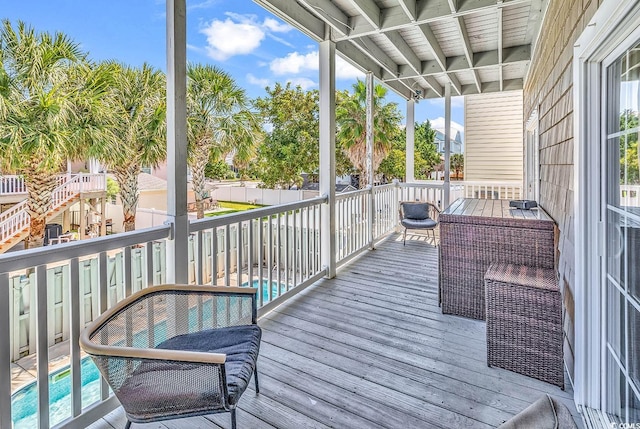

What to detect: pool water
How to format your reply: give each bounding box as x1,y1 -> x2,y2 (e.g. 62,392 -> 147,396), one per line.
242,279 -> 287,302
12,357 -> 102,428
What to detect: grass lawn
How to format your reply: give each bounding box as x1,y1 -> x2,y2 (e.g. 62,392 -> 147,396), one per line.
204,201 -> 265,217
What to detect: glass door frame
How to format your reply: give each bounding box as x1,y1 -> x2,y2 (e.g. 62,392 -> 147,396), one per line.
574,0 -> 640,417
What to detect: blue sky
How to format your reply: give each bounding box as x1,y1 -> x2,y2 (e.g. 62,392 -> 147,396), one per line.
3,0 -> 465,133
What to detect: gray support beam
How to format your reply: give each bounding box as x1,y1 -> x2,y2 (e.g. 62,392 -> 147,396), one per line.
443,82 -> 451,209
349,0 -> 381,29
398,0 -> 417,21
166,0 -> 189,284
405,99 -> 415,183
319,39 -> 337,279
366,72 -> 375,248
0,274 -> 10,429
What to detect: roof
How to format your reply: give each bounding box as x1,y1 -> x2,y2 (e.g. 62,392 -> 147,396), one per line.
109,173 -> 167,191
254,0 -> 546,100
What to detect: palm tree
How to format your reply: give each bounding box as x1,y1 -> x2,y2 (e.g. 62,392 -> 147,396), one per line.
450,153 -> 464,180
336,80 -> 402,188
186,64 -> 260,218
95,63 -> 166,231
0,20 -> 104,247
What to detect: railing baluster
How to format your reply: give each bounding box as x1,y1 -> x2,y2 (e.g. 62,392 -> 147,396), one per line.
146,242 -> 154,287
258,219 -> 264,306
224,224 -> 231,286
0,273 -> 11,429
267,215 -> 273,302
248,219 -> 254,289
293,210 -> 298,287
196,230 -> 203,285
69,258 -> 82,417
36,265 -> 50,429
211,227 -> 218,286
98,252 -> 110,401
236,222 -> 242,286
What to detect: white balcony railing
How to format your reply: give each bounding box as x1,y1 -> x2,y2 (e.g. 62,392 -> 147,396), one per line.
0,179 -> 528,429
0,175 -> 26,195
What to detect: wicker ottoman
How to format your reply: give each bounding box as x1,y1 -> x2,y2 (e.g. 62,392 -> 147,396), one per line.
485,263 -> 564,388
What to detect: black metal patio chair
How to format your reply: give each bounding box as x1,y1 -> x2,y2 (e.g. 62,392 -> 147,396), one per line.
80,284 -> 261,429
399,201 -> 440,245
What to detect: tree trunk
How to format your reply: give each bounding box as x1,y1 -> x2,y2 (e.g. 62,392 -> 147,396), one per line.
24,171 -> 57,249
191,144 -> 209,220
113,164 -> 139,232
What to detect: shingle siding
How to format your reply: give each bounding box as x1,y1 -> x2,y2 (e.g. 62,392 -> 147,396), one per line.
523,0 -> 602,382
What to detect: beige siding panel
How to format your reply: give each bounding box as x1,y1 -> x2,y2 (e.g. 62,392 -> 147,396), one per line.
464,90 -> 524,182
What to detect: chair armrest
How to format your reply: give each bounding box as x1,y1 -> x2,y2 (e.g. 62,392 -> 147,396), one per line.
79,339 -> 227,364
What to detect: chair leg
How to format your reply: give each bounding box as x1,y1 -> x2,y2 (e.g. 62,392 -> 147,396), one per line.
124,421 -> 132,429
403,228 -> 407,245
231,408 -> 237,429
254,364 -> 260,394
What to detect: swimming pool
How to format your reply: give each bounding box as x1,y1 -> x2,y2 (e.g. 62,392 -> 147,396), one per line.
242,279 -> 287,303
11,357 -> 102,428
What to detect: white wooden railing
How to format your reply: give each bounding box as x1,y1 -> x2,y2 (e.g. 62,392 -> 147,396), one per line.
0,173 -> 106,246
336,188 -> 371,263
188,196 -> 326,313
0,175 -> 26,195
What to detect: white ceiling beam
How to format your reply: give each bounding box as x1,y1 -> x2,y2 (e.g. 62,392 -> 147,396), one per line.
459,78 -> 523,95
397,0 -> 417,21
348,0 -> 381,29
381,45 -> 529,80
497,2 -> 503,91
453,16 -> 481,92
381,30 -> 443,96
353,36 -> 400,78
297,0 -> 351,36
446,73 -> 462,95
418,24 -> 447,71
253,0 -> 325,41
338,0 -> 529,40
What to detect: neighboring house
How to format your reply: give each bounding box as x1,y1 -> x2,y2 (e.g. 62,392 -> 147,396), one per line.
464,91 -> 524,184
433,129 -> 463,155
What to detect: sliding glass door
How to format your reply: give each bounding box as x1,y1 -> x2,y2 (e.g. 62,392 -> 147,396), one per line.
604,40 -> 640,423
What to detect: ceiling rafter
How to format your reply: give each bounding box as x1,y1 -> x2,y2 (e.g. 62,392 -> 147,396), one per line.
453,16 -> 481,93
383,30 -> 441,96
348,0 -> 381,29
415,23 -> 462,96
296,0 -> 351,36
397,0 -> 417,22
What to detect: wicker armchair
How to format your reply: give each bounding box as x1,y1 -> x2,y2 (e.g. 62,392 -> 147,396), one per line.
399,201 -> 440,245
80,285 -> 261,429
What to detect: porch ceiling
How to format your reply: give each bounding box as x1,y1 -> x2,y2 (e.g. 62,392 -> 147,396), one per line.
253,0 -> 546,100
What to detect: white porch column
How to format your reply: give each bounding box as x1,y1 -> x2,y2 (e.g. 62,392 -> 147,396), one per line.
165,0 -> 189,284
319,39 -> 336,279
366,72 -> 375,248
405,99 -> 415,183
443,82 -> 451,209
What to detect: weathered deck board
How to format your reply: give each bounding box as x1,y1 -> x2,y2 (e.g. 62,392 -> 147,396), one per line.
95,233 -> 583,429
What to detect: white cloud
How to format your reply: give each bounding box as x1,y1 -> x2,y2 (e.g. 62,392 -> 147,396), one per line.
270,51 -> 317,75
428,96 -> 465,109
263,17 -> 292,33
336,57 -> 364,80
247,73 -> 270,88
429,117 -> 465,135
199,13 -> 293,61
287,77 -> 317,90
200,18 -> 264,61
269,50 -> 364,80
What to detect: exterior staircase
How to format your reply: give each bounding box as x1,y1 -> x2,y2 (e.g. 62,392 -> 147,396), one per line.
0,174 -> 106,253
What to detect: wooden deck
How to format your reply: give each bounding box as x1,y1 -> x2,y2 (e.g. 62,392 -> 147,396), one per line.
89,232 -> 582,429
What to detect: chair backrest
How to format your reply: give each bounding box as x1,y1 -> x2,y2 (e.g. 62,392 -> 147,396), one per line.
401,202 -> 431,220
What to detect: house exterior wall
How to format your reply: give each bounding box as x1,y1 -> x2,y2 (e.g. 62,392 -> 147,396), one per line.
464,91 -> 524,182
523,0 -> 603,382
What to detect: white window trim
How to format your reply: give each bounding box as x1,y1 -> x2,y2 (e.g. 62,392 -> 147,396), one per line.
525,109 -> 539,202
574,0 -> 640,416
